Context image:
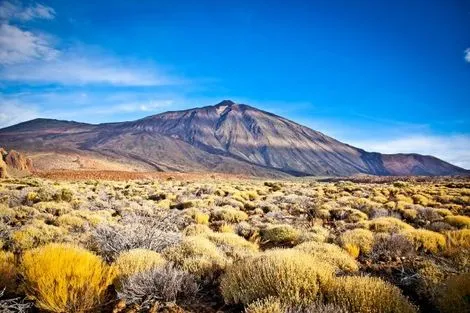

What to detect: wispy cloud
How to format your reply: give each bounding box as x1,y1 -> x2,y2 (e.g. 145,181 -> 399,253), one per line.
0,1 -> 55,22
465,48 -> 470,63
0,49 -> 179,86
0,2 -> 183,86
0,23 -> 59,64
0,97 -> 40,127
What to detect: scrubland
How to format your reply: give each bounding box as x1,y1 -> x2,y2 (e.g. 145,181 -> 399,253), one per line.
0,175 -> 469,312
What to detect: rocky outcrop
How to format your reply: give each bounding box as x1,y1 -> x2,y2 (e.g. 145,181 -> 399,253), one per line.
4,150 -> 34,171
0,148 -> 34,178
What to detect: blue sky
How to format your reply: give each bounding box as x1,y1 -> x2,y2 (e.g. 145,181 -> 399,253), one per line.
0,0 -> 469,168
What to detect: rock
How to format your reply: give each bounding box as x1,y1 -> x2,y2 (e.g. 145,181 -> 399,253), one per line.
4,149 -> 34,171
0,157 -> 8,178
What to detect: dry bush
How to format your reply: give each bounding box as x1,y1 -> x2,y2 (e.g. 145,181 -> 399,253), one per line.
245,296 -> 283,313
92,219 -> 182,262
117,263 -> 198,309
338,228 -> 374,257
206,231 -> 258,259
445,229 -> 470,250
33,201 -> 71,216
0,251 -> 16,293
415,260 -> 445,304
162,235 -> 227,278
114,248 -> 166,277
326,276 -> 417,313
220,249 -> 334,306
211,207 -> 248,223
20,243 -> 115,313
436,273 -> 470,313
12,220 -> 66,251
183,224 -> 212,236
260,224 -> 300,244
371,233 -> 414,261
444,215 -> 470,229
0,289 -> 32,313
367,217 -> 414,233
402,229 -> 446,253
295,241 -> 358,272
245,297 -> 350,313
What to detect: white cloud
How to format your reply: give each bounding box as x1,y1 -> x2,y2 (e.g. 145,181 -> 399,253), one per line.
0,51 -> 178,86
0,2 -> 182,86
0,98 -> 40,128
0,23 -> 59,64
0,1 -> 55,22
350,135 -> 470,169
465,48 -> 470,63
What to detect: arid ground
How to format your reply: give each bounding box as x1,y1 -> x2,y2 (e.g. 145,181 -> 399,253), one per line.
0,173 -> 469,313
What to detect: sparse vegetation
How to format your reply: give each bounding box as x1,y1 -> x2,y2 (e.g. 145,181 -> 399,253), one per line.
0,176 -> 468,312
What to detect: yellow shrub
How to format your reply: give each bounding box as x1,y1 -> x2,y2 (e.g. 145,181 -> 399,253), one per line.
56,214 -> 86,230
163,236 -> 227,278
260,224 -> 300,244
444,215 -> 470,229
245,296 -> 283,313
115,249 -> 166,277
21,243 -> 115,313
0,251 -> 16,293
326,276 -> 417,313
12,220 -> 66,250
416,261 -> 445,301
445,229 -> 470,250
338,228 -> 374,256
183,224 -> 212,236
34,201 -> 71,216
402,208 -> 418,220
219,223 -> 234,233
206,232 -> 258,259
343,243 -> 360,258
295,241 -> 358,272
220,249 -> 334,306
437,273 -> 470,313
211,207 -> 248,223
194,212 -> 210,225
367,217 -> 414,233
412,194 -> 429,206
402,229 -> 446,253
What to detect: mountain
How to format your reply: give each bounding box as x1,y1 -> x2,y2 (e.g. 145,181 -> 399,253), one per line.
0,100 -> 467,177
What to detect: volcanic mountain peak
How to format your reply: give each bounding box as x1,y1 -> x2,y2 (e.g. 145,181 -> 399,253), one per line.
0,100 -> 467,177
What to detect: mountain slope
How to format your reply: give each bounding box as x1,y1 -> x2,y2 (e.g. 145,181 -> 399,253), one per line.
0,100 -> 467,177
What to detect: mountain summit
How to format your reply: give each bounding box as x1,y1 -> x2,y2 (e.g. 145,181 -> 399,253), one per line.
0,101 -> 467,177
